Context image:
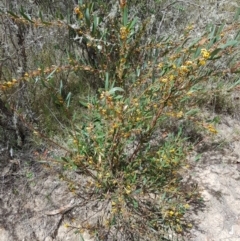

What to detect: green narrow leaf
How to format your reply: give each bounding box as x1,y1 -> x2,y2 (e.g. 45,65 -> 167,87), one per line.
177,127 -> 183,137
79,233 -> 85,241
66,92 -> 72,108
40,78 -> 47,88
108,87 -> 124,95
227,78 -> 240,91
92,15 -> 99,34
211,116 -> 221,124
207,25 -> 219,47
114,95 -> 123,100
89,2 -> 94,12
59,80 -> 63,94
208,24 -> 216,39
209,55 -> 222,60
61,157 -> 69,162
7,11 -> 19,18
234,7 -> 240,21
94,15 -> 100,26
194,153 -> 202,162
110,80 -> 116,90
133,189 -> 142,195
209,48 -> 222,59
234,29 -> 240,40
127,17 -> 137,30
39,10 -> 43,21
176,56 -> 183,67
122,7 -> 128,26
220,40 -> 239,49
194,46 -> 201,58
181,37 -> 191,48
79,100 -> 88,108
85,8 -> 90,27
185,109 -> 199,116
46,67 -> 58,80
188,37 -> 202,49
217,24 -> 225,35
136,67 -> 141,77
133,200 -> 138,208
105,72 -> 109,90
37,11 -> 51,25
19,7 -> 34,23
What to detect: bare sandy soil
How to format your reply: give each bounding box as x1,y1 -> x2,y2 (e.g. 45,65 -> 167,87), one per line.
188,115 -> 240,241
0,148 -> 94,241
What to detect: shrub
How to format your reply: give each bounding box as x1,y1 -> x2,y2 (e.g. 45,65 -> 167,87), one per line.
59,2 -> 240,240
1,1 -> 240,240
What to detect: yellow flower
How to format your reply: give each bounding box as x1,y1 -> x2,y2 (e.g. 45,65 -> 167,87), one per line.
168,210 -> 174,216
185,60 -> 193,66
74,7 -> 80,14
161,78 -> 168,83
125,185 -> 131,194
180,65 -> 189,73
187,91 -> 194,96
111,207 -> 118,213
74,7 -> 83,19
64,223 -> 69,228
178,65 -> 190,75
186,24 -> 194,31
169,75 -> 175,81
187,223 -> 193,228
33,130 -> 39,136
206,124 -> 217,134
176,224 -> 182,233
113,123 -> 119,128
73,139 -> 78,144
176,111 -> 183,118
201,48 -> 210,59
158,63 -> 163,68
120,26 -> 129,40
120,58 -> 126,64
184,203 -> 190,209
6,81 -> 14,88
199,58 -> 206,66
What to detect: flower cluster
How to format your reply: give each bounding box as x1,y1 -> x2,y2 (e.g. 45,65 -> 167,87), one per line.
120,26 -> 129,40
0,79 -> 18,90
74,6 -> 83,19
201,48 -> 210,59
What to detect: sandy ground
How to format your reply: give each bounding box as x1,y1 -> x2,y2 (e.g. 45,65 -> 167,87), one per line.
188,115 -> 240,241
